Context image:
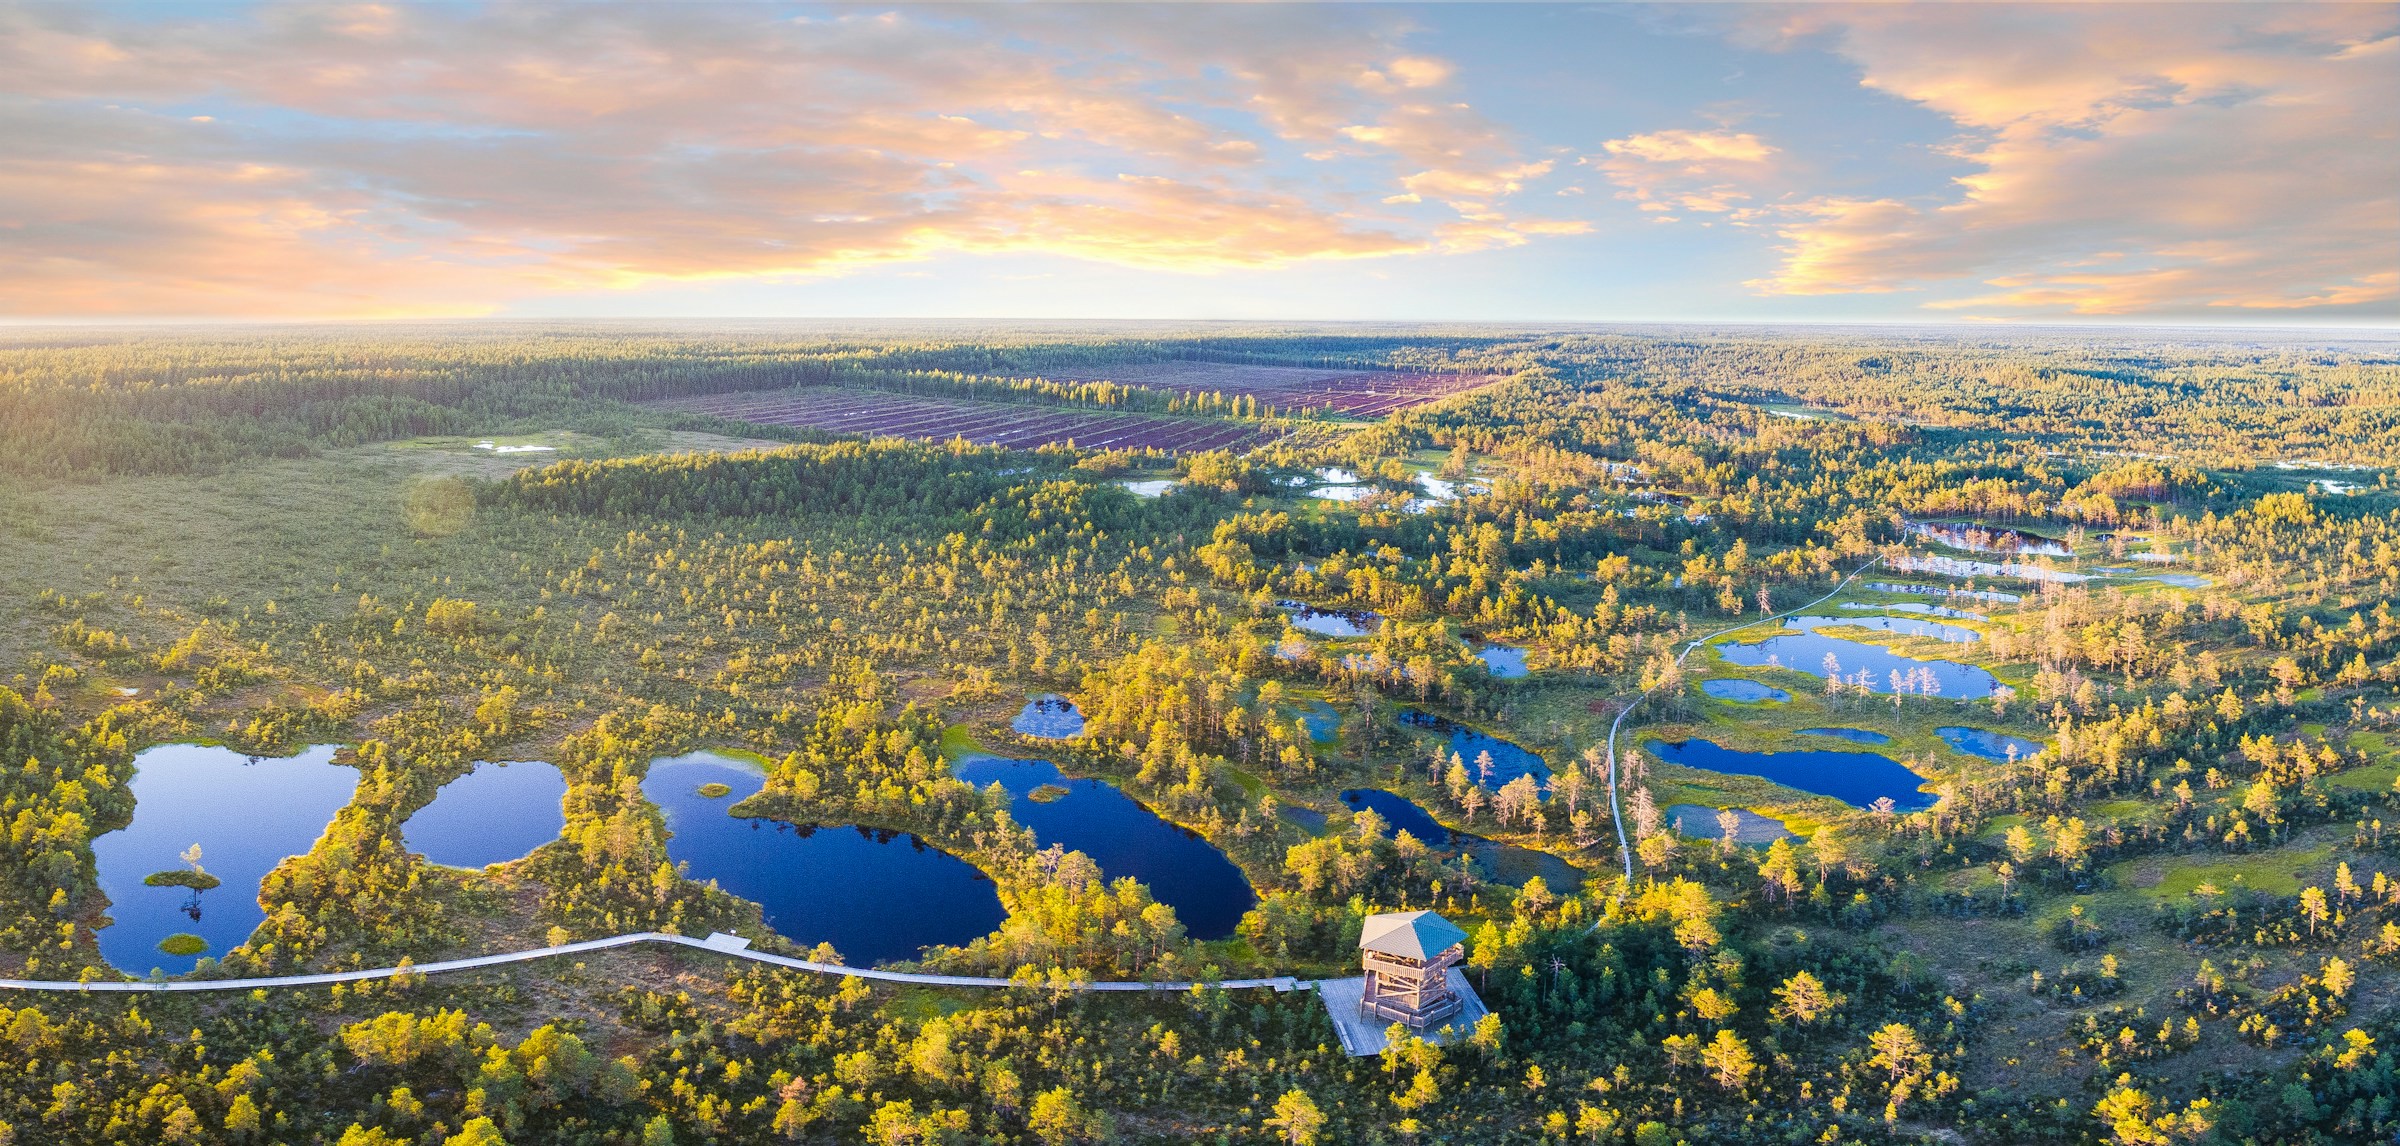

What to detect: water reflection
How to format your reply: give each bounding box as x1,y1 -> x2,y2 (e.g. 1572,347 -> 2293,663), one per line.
952,755 -> 1256,939
1475,645 -> 1529,678
644,753 -> 1004,966
404,760 -> 567,868
1667,804 -> 1794,844
1701,679 -> 1789,703
1645,738 -> 1934,811
1338,789 -> 1581,889
1714,632 -> 1998,698
1796,728 -> 1892,745
93,743 -> 359,974
1937,726 -> 2046,761
1401,710 -> 1552,794
1278,600 -> 1382,637
1012,695 -> 1086,739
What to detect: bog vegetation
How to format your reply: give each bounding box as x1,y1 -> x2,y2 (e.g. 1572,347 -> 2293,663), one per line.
0,323 -> 2396,1144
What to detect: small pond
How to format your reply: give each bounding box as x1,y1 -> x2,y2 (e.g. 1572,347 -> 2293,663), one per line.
1460,838 -> 1584,890
1797,727 -> 1891,745
1339,789 -> 1580,889
1415,473 -> 1487,502
92,743 -> 360,975
1701,678 -> 1789,703
1278,600 -> 1382,638
1937,726 -> 2046,762
1867,581 -> 2021,604
1278,805 -> 1329,834
1118,479 -> 1179,498
1667,804 -> 1794,844
1844,601 -> 1985,620
952,755 -> 1255,939
1401,710 -> 1552,794
1315,467 -> 1362,485
644,753 -> 1004,966
1645,738 -> 1935,812
2143,573 -> 2211,589
1292,699 -> 1341,742
404,760 -> 568,868
1012,694 -> 1086,739
1309,485 -> 1375,503
1714,632 -> 1998,698
1894,553 -> 2092,585
1475,645 -> 1529,678
1340,788 -> 1451,844
1906,520 -> 2072,557
1786,614 -> 1981,644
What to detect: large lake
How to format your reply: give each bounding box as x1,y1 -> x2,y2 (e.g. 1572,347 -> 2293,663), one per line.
1645,738 -> 1935,811
644,753 -> 1005,965
92,743 -> 359,974
953,755 -> 1255,939
404,760 -> 568,868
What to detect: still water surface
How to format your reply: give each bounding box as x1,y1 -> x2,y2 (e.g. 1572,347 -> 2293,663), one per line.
645,753 -> 1005,965
93,743 -> 359,974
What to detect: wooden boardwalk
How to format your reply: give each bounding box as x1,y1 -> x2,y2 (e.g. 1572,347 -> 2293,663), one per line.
1316,968 -> 1488,1057
0,931 -> 1307,995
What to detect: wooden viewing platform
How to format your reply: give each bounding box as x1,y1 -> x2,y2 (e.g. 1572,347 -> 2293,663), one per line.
1319,909 -> 1486,1056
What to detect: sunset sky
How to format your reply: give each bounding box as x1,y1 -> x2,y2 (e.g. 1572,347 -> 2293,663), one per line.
3,2 -> 2393,324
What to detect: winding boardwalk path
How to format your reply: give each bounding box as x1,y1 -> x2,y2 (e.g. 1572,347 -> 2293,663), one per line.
1599,556 -> 1884,882
0,931 -> 1306,995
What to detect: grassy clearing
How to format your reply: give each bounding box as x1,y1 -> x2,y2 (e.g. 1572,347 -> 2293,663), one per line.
2109,840 -> 2338,901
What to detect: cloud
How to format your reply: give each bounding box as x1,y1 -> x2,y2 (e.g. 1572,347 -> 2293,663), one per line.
1739,4 -> 2399,316
1593,128 -> 1778,215
0,4 -> 1568,317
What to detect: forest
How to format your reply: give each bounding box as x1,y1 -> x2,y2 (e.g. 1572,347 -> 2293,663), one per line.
0,321 -> 2396,1145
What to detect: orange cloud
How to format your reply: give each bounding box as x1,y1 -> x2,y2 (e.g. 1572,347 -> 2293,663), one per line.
1742,5 -> 2398,316
1592,129 -> 1778,217
0,5 -> 1569,317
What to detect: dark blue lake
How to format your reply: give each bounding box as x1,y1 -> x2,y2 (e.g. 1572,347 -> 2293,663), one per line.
1012,695 -> 1085,739
1401,710 -> 1552,794
1667,804 -> 1794,844
1339,789 -> 1579,889
1646,738 -> 1935,811
644,753 -> 1004,966
1476,645 -> 1530,678
1798,727 -> 1892,745
1341,788 -> 1451,844
92,743 -> 359,975
952,755 -> 1255,940
1714,632 -> 1998,698
404,760 -> 567,868
1702,679 -> 1789,703
1278,601 -> 1381,637
1938,726 -> 2046,761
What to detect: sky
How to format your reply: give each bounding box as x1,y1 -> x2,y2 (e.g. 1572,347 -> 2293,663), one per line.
1,2 -> 2393,325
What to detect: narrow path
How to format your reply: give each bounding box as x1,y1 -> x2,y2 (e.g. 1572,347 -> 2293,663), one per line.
1599,556 -> 1883,882
0,931 -> 1307,995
